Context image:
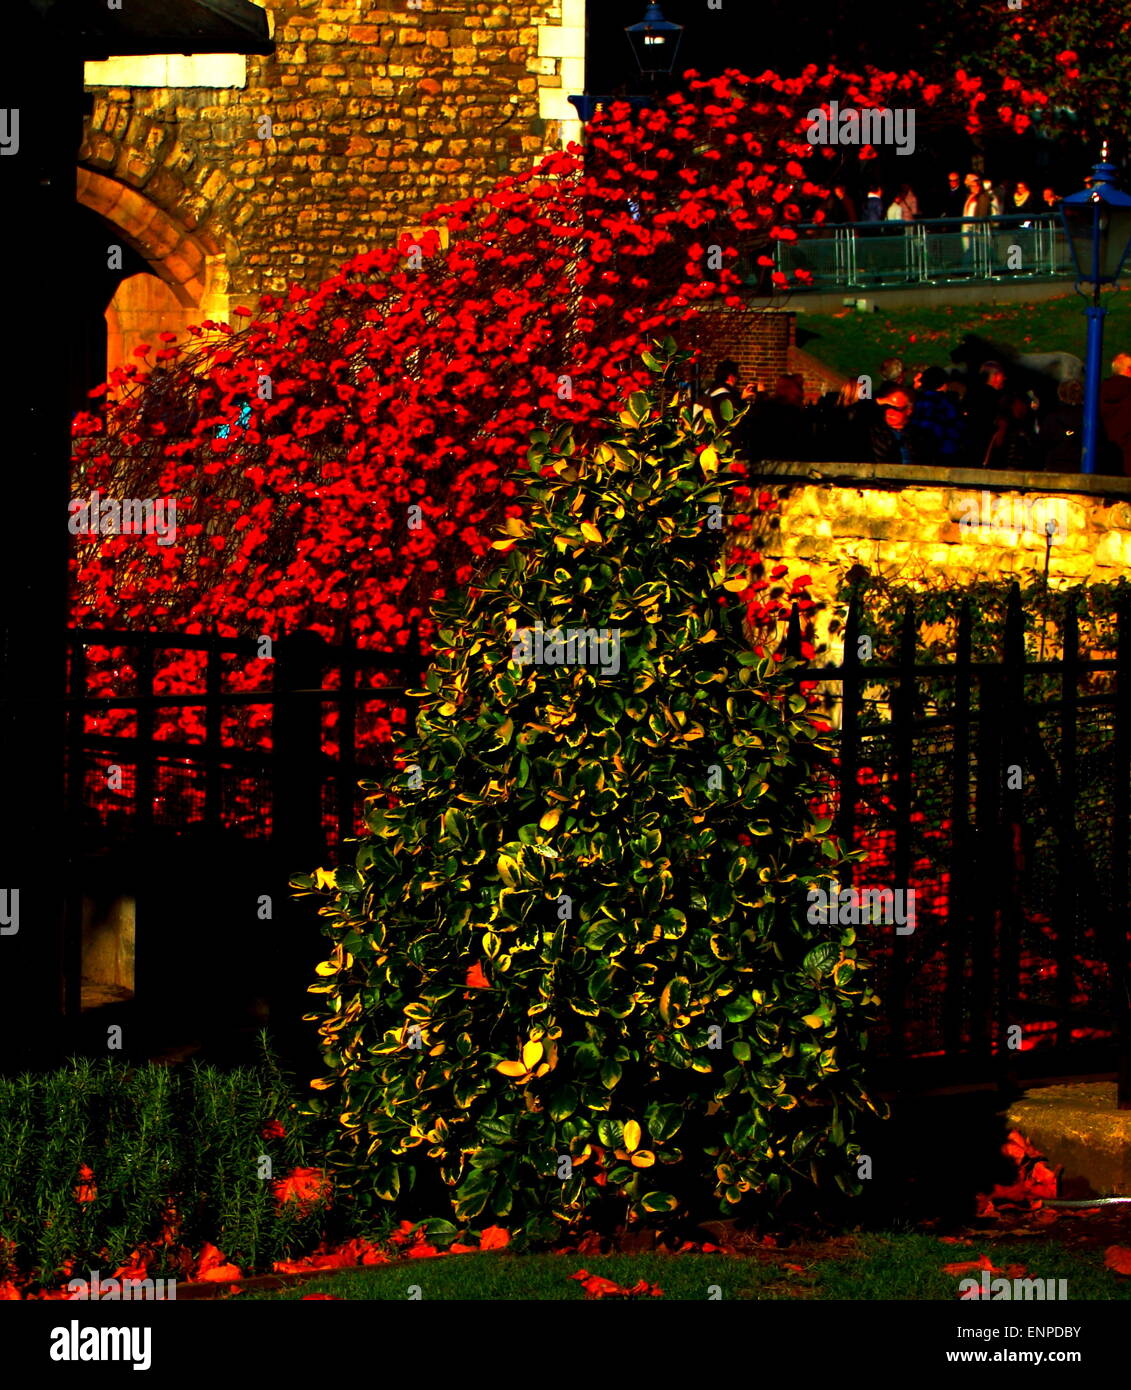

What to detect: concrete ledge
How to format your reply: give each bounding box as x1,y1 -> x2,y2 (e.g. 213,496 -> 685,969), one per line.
1007,1082 -> 1131,1198
748,459 -> 1131,499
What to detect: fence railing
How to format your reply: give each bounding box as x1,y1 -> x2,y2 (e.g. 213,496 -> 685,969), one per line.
764,214 -> 1076,290
785,585 -> 1131,1096
65,626 -> 425,856
64,593 -> 1131,1091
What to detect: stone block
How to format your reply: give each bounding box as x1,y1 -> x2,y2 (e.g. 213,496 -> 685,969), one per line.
1008,1083 -> 1131,1198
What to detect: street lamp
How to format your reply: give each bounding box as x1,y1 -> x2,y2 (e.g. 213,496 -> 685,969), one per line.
569,2 -> 685,123
624,2 -> 684,82
1060,144 -> 1131,473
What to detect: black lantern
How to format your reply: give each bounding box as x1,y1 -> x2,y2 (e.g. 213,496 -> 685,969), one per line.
624,2 -> 684,79
1061,147 -> 1131,285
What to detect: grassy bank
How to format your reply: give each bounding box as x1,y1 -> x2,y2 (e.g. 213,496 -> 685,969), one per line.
244,1234 -> 1131,1301
794,287 -> 1131,381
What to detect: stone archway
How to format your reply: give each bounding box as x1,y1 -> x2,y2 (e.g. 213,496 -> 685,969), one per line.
76,168 -> 234,380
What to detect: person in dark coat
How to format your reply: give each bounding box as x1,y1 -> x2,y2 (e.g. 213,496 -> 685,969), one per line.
1010,180 -> 1038,218
983,391 -> 1039,471
938,171 -> 965,221
964,360 -> 1007,465
1100,352 -> 1131,475
910,365 -> 965,463
823,183 -> 858,224
869,386 -> 926,464
862,185 -> 884,223
1038,378 -> 1084,472
746,373 -> 810,462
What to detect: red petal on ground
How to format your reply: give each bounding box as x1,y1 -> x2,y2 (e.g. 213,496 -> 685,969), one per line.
1002,1130 -> 1043,1163
0,1282 -> 22,1300
1104,1246 -> 1131,1275
1028,1161 -> 1059,1198
479,1226 -> 510,1251
301,1293 -> 342,1299
273,1237 -> 389,1274
942,1256 -> 1004,1277
449,1243 -> 477,1254
569,1269 -> 662,1298
194,1243 -> 244,1282
112,1252 -> 150,1282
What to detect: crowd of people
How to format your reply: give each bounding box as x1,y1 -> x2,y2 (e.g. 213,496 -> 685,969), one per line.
811,171 -> 1062,227
697,352 -> 1131,475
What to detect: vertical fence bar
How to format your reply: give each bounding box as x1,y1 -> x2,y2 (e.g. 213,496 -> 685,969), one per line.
972,631 -> 1004,1064
135,639 -> 154,835
1115,600 -> 1131,1105
204,635 -> 223,834
1056,599 -> 1079,1053
62,634 -> 85,1025
998,584 -> 1026,1081
887,601 -> 917,1065
944,599 -> 972,1059
273,631 -> 327,859
836,588 -> 863,885
66,635 -> 86,822
337,637 -> 358,847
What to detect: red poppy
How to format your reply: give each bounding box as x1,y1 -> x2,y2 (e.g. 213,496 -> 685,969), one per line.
272,1166 -> 333,1215
73,1165 -> 97,1204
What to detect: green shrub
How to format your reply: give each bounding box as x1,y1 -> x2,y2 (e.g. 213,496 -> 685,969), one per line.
297,343 -> 882,1242
0,1039 -> 327,1282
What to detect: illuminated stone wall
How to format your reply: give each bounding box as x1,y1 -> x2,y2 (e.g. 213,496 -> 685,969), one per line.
735,461 -> 1131,657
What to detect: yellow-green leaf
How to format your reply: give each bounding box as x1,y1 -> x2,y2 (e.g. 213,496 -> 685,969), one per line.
496,1059 -> 527,1078
623,1119 -> 641,1152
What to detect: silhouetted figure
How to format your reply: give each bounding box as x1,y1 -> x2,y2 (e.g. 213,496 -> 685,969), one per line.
1038,378 -> 1084,472
1100,352 -> 1131,475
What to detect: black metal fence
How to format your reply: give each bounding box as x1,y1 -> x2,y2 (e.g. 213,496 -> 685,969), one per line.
786,585 -> 1131,1096
65,625 -> 425,858
63,590 -> 1131,1090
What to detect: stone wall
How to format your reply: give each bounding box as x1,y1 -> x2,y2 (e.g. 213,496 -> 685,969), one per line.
735,460 -> 1131,656
79,0 -> 583,364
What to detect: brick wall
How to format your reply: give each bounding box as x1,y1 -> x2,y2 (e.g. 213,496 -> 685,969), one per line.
690,307 -> 796,393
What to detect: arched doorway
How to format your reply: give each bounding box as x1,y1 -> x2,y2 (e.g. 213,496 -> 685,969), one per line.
69,203 -> 154,416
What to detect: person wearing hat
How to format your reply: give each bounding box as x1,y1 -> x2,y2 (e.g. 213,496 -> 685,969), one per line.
869,385 -> 925,464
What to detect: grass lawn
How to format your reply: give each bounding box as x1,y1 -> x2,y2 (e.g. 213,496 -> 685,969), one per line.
240,1234 -> 1131,1300
794,286 -> 1131,381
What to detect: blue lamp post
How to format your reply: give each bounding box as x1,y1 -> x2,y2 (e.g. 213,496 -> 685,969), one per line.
1060,144 -> 1131,474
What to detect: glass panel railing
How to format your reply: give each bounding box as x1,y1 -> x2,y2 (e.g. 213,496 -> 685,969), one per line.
757,215 -> 1079,290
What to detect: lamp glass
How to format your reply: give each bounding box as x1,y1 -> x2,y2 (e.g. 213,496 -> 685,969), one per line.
624,5 -> 683,77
